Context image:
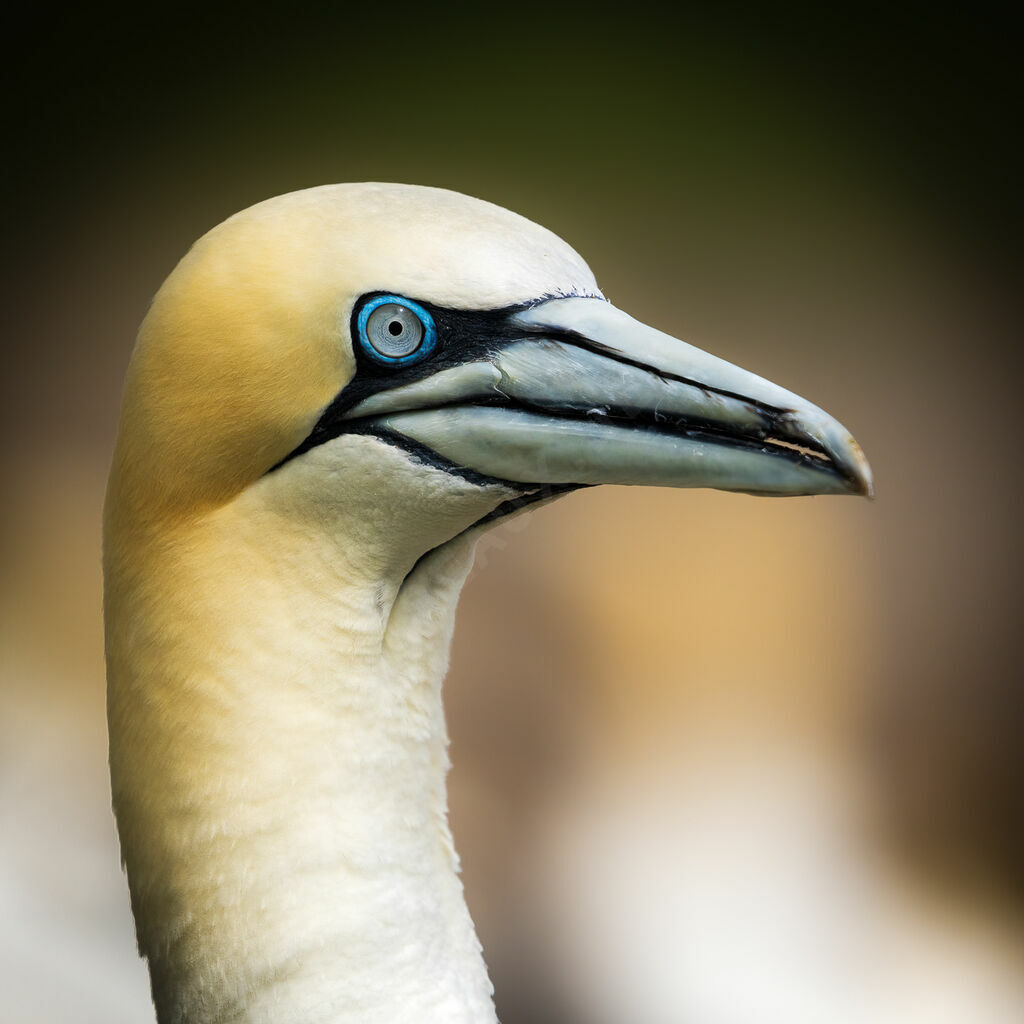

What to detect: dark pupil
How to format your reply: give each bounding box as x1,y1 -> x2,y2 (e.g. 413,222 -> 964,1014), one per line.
388,320 -> 403,336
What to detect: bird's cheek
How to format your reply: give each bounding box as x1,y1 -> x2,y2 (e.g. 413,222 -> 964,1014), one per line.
245,435 -> 517,576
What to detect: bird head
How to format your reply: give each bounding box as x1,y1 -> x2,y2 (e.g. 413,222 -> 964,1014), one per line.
110,183 -> 871,575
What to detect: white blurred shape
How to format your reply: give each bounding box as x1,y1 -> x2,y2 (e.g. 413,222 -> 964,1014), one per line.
534,736 -> 1024,1024
0,678 -> 154,1024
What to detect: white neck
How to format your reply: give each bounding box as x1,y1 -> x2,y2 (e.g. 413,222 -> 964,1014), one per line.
106,461 -> 504,1024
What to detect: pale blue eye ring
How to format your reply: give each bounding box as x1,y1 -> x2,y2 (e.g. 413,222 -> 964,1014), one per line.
356,294 -> 437,365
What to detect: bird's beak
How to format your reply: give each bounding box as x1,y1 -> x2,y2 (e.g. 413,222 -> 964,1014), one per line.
341,296 -> 873,498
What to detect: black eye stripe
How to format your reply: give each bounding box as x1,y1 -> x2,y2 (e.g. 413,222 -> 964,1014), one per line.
267,290 -> 599,474
342,293 -> 530,407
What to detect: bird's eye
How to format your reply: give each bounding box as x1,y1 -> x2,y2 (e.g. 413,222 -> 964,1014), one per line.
357,295 -> 437,365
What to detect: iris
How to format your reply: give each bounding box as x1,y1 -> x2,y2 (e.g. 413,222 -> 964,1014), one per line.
356,294 -> 437,365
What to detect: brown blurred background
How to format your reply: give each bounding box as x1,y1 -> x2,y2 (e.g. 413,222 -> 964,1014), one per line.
2,4 -> 1022,1022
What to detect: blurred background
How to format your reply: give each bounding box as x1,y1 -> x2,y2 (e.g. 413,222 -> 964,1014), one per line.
2,4 -> 1022,1022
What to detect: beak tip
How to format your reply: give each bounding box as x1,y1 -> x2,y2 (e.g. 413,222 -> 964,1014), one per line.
847,439 -> 874,499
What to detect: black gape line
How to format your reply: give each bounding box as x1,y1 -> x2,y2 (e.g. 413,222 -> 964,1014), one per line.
269,291 -> 850,495
335,420 -> 541,491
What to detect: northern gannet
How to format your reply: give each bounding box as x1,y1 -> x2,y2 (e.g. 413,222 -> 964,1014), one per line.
104,183 -> 872,1024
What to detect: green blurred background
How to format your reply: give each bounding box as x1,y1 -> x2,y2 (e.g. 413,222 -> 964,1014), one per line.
3,4 -> 1022,1022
